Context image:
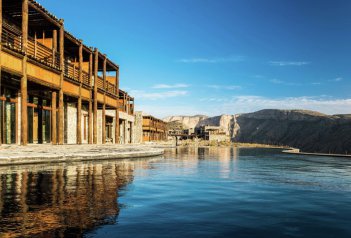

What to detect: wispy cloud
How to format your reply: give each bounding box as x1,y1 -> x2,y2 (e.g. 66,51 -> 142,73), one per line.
207,85 -> 242,90
218,95 -> 351,115
130,90 -> 188,100
177,56 -> 244,63
269,61 -> 310,66
269,79 -> 301,86
152,83 -> 190,89
329,77 -> 343,82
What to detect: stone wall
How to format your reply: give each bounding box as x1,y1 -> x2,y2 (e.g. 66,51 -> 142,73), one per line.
133,111 -> 143,144
66,102 -> 77,144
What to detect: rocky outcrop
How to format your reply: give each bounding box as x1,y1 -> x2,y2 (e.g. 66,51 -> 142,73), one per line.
165,109 -> 351,154
163,115 -> 208,129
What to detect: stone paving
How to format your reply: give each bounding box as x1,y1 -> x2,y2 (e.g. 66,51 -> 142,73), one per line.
0,144 -> 164,165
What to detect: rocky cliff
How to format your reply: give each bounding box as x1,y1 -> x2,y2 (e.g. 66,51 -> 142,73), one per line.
165,109 -> 351,154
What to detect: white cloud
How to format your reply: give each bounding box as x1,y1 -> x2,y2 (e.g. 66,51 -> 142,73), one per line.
329,77 -> 343,82
207,85 -> 242,90
218,95 -> 351,115
177,56 -> 244,63
269,61 -> 310,66
269,79 -> 301,86
130,90 -> 188,100
152,83 -> 190,89
135,104 -> 206,119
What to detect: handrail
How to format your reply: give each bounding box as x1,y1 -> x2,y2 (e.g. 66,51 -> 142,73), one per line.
1,27 -> 22,52
82,70 -> 90,86
97,76 -> 104,90
64,61 -> 80,82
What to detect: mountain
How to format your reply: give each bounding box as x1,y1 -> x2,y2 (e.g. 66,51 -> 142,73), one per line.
165,109 -> 351,155
163,115 -> 208,129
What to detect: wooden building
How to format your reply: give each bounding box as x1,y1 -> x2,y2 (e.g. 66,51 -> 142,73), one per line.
0,0 -> 135,145
142,115 -> 167,142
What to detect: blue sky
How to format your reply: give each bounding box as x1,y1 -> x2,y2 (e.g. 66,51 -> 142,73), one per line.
40,0 -> 351,118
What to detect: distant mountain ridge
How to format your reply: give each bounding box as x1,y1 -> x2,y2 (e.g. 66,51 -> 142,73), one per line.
164,109 -> 351,155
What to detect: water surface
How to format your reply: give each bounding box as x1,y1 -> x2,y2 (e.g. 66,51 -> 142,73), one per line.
1,147 -> 351,237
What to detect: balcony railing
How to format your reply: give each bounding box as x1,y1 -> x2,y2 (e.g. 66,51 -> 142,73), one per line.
82,71 -> 90,86
2,27 -> 22,52
64,62 -> 79,82
27,37 -> 61,69
97,76 -> 104,90
105,81 -> 117,95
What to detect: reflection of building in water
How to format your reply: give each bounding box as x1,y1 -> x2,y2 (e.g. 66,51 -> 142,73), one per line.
0,161 -> 136,237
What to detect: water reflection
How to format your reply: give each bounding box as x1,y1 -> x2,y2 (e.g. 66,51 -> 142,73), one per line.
0,158 -> 161,237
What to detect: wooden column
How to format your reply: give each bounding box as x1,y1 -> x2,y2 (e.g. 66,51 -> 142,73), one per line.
58,21 -> 64,145
102,103 -> 105,144
0,0 -> 2,145
115,109 -> 119,144
21,0 -> 28,145
115,69 -> 119,144
93,49 -> 98,144
52,30 -> 57,66
102,56 -> 106,144
51,91 -> 57,144
77,42 -> 83,144
88,52 -> 93,144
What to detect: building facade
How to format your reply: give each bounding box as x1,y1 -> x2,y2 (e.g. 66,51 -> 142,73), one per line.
142,115 -> 167,142
0,0 -> 135,145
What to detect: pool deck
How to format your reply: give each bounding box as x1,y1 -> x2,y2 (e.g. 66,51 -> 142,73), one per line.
0,144 -> 164,166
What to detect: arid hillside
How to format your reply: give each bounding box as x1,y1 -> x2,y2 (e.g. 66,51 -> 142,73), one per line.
165,109 -> 351,154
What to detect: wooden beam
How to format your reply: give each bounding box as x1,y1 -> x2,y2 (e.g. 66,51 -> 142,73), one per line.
51,91 -> 57,144
58,21 -> 64,145
21,0 -> 28,145
93,49 -> 98,144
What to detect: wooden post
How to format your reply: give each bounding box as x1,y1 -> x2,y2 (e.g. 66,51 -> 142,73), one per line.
102,103 -> 105,144
77,42 -> 83,144
58,21 -> 64,144
34,32 -> 37,58
102,56 -> 106,144
21,0 -> 28,145
115,69 -> 119,144
115,109 -> 119,144
51,91 -> 57,144
0,0 -> 2,145
93,49 -> 98,144
88,52 -> 93,144
52,30 -> 57,66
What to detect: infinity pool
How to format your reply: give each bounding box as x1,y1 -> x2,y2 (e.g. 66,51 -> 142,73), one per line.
1,147 -> 351,237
